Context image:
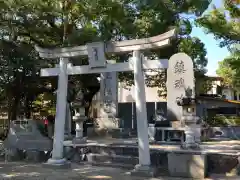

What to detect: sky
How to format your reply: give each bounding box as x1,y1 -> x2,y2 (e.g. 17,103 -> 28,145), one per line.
190,0 -> 230,76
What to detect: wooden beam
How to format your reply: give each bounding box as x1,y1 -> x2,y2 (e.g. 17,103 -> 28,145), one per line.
40,59 -> 168,77
35,29 -> 176,59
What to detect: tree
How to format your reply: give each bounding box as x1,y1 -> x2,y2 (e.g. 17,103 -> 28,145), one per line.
196,0 -> 240,89
0,0 -> 211,118
196,0 -> 240,48
216,48 -> 240,89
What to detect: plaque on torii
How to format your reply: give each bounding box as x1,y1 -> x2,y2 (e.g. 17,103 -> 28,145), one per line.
35,29 -> 176,171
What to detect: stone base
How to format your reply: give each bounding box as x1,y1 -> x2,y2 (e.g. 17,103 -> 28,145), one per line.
4,148 -> 25,161
130,164 -> 157,177
87,126 -> 132,138
168,152 -> 206,178
43,158 -> 71,169
64,134 -> 73,141
110,128 -> 131,138
181,142 -> 200,150
72,137 -> 87,144
25,150 -> 47,162
95,117 -> 120,130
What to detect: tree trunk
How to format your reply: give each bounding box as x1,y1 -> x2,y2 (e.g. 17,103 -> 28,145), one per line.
9,96 -> 20,121
24,96 -> 32,119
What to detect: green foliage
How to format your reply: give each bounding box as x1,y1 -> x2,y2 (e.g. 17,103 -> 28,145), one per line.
218,48 -> 240,89
195,76 -> 213,94
178,37 -> 208,73
0,0 -> 211,117
32,93 -> 56,117
207,114 -> 240,126
216,55 -> 238,88
196,0 -> 240,48
197,0 -> 240,90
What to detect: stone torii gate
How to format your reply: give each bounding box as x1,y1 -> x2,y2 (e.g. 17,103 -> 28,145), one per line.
35,29 -> 176,172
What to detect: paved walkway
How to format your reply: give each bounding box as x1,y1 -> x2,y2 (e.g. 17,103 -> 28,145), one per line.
0,162 -> 238,180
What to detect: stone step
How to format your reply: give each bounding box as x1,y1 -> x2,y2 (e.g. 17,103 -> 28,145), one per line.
108,128 -> 137,138
84,153 -> 169,176
89,145 -> 139,157
64,145 -> 169,167
89,161 -> 135,169
86,153 -> 139,166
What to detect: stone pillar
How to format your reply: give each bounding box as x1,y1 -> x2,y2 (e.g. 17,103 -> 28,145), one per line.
64,102 -> 72,139
131,50 -> 152,175
76,120 -> 83,138
46,57 -> 69,166
96,61 -> 119,130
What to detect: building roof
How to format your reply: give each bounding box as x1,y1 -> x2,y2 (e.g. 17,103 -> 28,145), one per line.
197,96 -> 240,105
206,75 -> 223,81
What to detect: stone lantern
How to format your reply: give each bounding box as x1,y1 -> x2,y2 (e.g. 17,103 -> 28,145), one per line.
176,95 -> 201,148
72,89 -> 87,144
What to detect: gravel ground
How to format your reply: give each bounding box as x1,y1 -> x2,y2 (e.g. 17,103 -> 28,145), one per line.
0,161 -> 238,180
0,162 -> 178,180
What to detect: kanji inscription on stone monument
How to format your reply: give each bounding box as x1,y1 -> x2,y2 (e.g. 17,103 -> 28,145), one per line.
174,60 -> 186,74
174,60 -> 186,89
174,78 -> 184,89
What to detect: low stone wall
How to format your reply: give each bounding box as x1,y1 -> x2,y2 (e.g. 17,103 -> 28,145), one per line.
63,144 -> 240,178
209,127 -> 240,139
207,154 -> 239,175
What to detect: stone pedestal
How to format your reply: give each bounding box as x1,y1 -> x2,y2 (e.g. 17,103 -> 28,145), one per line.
72,113 -> 87,144
25,150 -> 46,162
43,158 -> 71,168
182,115 -> 200,149
148,124 -> 155,142
168,152 -> 206,178
130,164 -> 157,177
183,127 -> 198,148
193,126 -> 201,143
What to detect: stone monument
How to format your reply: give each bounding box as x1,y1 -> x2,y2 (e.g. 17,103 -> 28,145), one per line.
97,64 -> 119,130
167,53 -> 194,122
167,52 -> 201,147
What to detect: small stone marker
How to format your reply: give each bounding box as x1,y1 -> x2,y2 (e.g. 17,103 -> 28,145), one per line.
167,53 -> 195,122
4,119 -> 52,151
4,119 -> 52,162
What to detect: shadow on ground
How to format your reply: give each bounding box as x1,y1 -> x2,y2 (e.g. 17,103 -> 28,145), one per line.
0,162 -> 166,180
0,162 -> 239,180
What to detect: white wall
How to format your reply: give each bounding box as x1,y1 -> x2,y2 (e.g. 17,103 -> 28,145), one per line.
118,83 -> 165,102
222,88 -> 233,100
222,88 -> 240,101
207,80 -> 221,95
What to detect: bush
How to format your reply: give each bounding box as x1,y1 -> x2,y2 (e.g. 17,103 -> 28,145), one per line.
206,114 -> 240,126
